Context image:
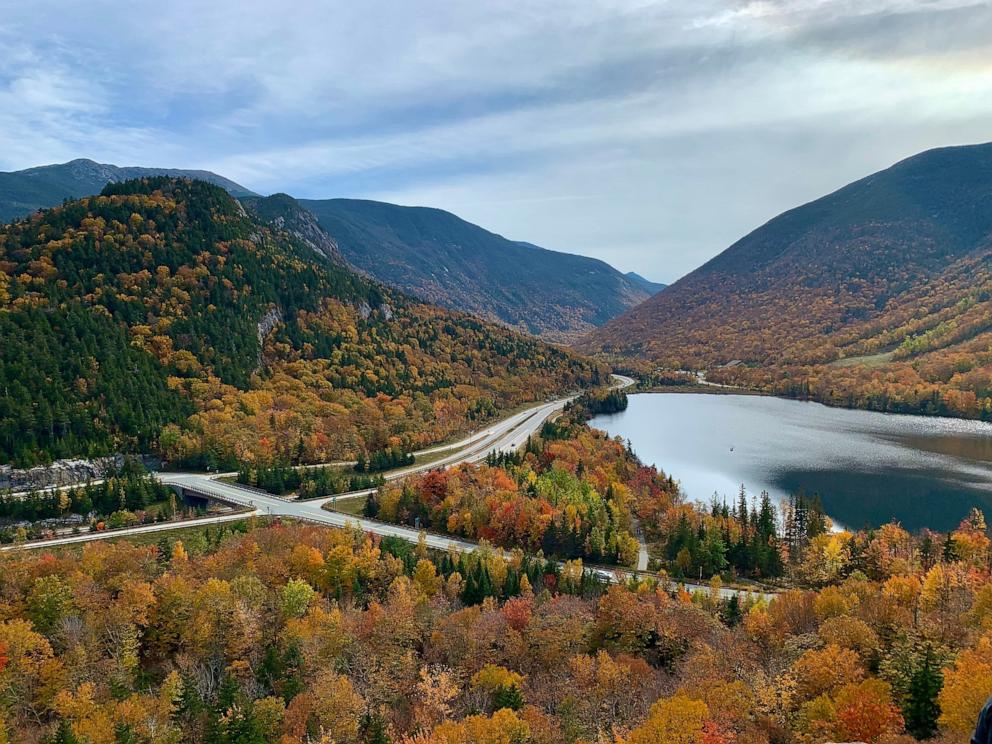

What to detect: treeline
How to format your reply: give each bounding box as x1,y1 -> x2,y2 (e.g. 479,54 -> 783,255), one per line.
237,463 -> 384,498
717,363 -> 992,421
355,446 -> 414,473
382,535 -> 606,605
566,387 -> 628,418
662,488 -> 800,580
640,369 -> 697,387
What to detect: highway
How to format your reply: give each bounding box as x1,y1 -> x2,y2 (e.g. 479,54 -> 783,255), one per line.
1,374 -> 774,598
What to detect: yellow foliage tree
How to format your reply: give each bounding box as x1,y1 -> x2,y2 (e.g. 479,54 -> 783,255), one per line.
938,634 -> 992,735
622,694 -> 710,744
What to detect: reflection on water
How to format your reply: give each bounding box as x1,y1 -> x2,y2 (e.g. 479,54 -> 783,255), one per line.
590,393 -> 992,531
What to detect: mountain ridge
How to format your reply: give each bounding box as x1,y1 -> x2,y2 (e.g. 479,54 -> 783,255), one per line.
300,197 -> 653,342
580,141 -> 992,418
623,271 -> 665,295
0,158 -> 255,222
240,192 -> 350,268
0,160 -> 656,342
0,177 -> 603,467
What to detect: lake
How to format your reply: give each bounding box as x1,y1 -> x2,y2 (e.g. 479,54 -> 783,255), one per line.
590,393 -> 992,531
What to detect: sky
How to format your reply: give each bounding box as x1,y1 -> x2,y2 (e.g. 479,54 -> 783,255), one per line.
2,1 -> 991,283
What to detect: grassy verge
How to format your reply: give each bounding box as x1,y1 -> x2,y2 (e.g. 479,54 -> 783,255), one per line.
323,496 -> 368,517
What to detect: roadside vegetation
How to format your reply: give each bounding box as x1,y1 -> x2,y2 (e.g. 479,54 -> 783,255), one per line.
236,463 -> 384,500
0,459 -> 188,544
363,402 -> 662,567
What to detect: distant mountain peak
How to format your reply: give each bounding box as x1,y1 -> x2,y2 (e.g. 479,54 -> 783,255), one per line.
0,159 -> 256,223
241,193 -> 349,268
623,271 -> 666,295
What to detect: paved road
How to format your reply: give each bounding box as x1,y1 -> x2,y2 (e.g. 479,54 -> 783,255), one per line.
0,511 -> 257,550
3,374 -> 773,599
632,520 -> 650,572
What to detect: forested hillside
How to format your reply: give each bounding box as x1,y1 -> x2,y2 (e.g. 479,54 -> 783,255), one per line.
0,159 -> 255,223
581,143 -> 992,418
301,198 -> 653,342
0,503 -> 990,742
0,177 -> 604,467
623,271 -> 665,295
2,385 -> 992,742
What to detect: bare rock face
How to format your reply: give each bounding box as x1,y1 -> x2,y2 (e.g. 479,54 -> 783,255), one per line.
0,455 -> 123,492
257,307 -> 283,344
355,301 -> 393,322
240,193 -> 350,267
256,307 -> 284,369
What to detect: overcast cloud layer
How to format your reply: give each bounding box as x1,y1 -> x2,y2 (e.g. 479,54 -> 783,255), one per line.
3,0 -> 991,281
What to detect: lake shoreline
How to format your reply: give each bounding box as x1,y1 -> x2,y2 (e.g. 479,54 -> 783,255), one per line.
590,391 -> 992,532
634,383 -> 992,425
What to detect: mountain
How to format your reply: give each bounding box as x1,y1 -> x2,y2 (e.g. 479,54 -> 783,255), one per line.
241,193 -> 349,267
0,177 -> 604,467
581,142 -> 992,418
0,158 -> 256,222
300,198 -> 653,343
623,271 -> 665,295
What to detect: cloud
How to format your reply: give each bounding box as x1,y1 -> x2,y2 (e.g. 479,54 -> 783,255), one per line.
1,0 -> 991,281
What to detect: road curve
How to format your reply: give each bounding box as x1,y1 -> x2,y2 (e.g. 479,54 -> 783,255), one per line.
2,374 -> 771,599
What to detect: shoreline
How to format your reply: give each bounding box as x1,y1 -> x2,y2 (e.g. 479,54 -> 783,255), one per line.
629,385 -> 992,428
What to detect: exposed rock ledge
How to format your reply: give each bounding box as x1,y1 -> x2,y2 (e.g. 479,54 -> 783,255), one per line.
257,306 -> 283,346
1,455 -> 124,492
357,301 -> 393,321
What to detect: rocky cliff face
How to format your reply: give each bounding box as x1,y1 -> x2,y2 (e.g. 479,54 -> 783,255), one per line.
1,455 -> 123,491
241,193 -> 350,267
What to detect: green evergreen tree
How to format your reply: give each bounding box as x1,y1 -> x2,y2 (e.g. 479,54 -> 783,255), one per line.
904,645 -> 943,739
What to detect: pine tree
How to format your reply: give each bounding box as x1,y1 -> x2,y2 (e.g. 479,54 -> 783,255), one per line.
942,532 -> 959,563
904,645 -> 943,739
493,683 -> 525,711
361,714 -> 390,744
721,594 -> 742,626
47,721 -> 82,744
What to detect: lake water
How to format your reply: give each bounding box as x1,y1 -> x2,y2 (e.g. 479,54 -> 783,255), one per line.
590,393 -> 992,531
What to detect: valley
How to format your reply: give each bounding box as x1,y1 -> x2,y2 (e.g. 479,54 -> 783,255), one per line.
581,143 -> 992,420
0,171 -> 991,744
6,4 -> 992,742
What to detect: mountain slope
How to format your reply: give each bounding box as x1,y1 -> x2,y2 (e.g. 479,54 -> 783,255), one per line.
300,198 -> 652,342
241,193 -> 349,267
0,158 -> 256,222
0,177 -> 604,467
624,271 -> 665,295
581,142 -> 992,418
